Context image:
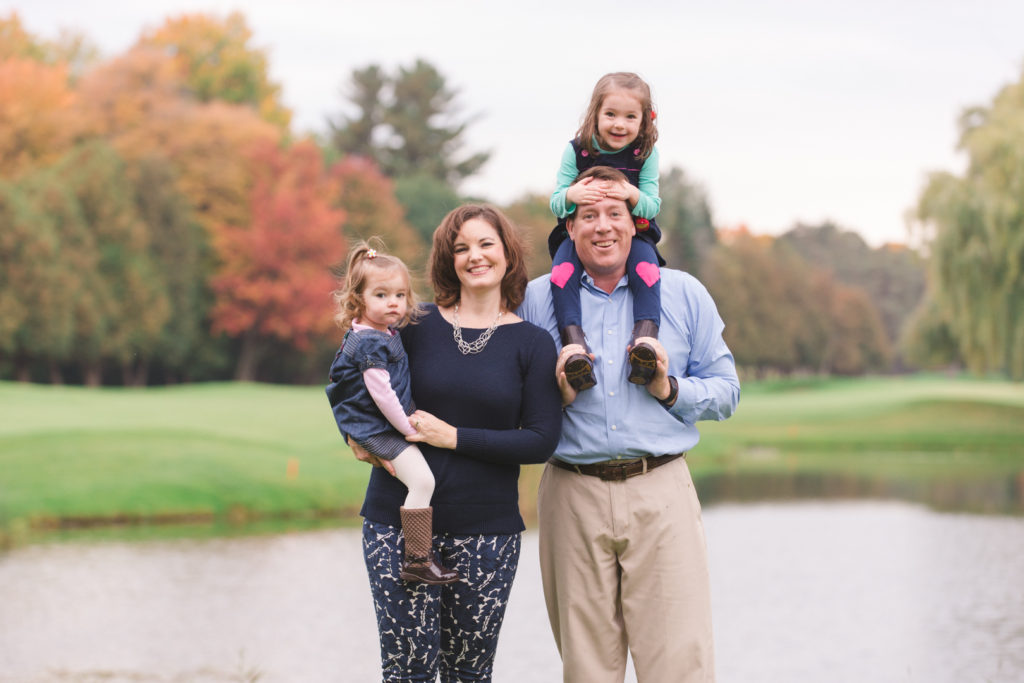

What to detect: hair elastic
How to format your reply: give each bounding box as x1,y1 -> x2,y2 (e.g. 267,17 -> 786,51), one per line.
366,249 -> 378,259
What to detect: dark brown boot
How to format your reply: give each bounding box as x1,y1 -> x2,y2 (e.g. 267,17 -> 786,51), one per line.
399,506 -> 459,585
628,320 -> 659,385
560,325 -> 596,391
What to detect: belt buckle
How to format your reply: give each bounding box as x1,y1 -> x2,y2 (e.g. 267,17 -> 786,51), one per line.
604,464 -> 630,482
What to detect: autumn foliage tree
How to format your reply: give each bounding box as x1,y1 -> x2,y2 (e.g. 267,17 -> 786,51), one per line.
1,11 -> 446,385
0,12 -> 46,61
704,228 -> 889,376
502,193 -> 558,280
211,140 -> 346,381
1,11 -> 98,75
0,57 -> 78,177
74,46 -> 280,238
777,222 -> 926,360
135,12 -> 291,130
330,156 -> 425,276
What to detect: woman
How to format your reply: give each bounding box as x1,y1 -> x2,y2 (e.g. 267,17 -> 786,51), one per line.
353,204 -> 562,681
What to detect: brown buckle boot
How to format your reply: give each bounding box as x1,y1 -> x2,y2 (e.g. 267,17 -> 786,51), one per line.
399,507 -> 459,585
560,325 -> 596,391
628,320 -> 659,385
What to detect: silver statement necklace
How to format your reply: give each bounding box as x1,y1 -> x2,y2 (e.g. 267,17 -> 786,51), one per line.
452,304 -> 504,355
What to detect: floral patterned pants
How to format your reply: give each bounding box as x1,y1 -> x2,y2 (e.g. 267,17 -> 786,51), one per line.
361,519 -> 521,682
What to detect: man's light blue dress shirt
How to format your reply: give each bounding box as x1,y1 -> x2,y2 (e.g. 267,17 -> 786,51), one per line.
519,268 -> 740,465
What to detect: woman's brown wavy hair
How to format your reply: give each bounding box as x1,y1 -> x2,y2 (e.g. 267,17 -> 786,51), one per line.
429,204 -> 528,312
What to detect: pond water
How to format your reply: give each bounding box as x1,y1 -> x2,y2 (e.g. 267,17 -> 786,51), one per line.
1,500 -> 1023,682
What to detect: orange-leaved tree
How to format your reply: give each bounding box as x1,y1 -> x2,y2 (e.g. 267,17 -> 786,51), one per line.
211,140 -> 346,381
0,57 -> 78,178
74,46 -> 281,238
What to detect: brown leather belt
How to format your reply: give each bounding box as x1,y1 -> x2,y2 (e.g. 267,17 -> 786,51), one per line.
548,452 -> 686,481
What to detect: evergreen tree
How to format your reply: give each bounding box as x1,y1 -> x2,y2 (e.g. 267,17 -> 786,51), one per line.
328,59 -> 489,187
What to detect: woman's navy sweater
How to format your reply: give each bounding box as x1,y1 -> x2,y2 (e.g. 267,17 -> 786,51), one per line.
359,305 -> 562,535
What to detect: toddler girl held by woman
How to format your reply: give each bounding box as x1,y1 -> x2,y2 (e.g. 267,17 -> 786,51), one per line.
549,71 -> 666,391
326,240 -> 458,585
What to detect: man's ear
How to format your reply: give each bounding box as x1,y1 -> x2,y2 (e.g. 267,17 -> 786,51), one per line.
565,217 -> 576,241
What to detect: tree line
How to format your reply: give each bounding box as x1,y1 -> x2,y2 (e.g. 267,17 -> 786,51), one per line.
2,11 -> 1017,384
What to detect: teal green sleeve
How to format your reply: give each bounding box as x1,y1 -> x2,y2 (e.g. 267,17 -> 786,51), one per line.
549,143 -> 580,218
632,147 -> 661,219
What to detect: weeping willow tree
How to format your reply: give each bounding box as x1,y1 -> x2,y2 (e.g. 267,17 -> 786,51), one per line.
913,65 -> 1024,380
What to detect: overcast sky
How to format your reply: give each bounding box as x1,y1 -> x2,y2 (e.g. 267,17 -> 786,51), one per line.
7,0 -> 1024,246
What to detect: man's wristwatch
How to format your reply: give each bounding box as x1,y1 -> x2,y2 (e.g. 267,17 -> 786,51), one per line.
657,376 -> 679,408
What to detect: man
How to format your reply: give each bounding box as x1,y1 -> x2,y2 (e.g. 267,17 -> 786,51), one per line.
519,165 -> 740,682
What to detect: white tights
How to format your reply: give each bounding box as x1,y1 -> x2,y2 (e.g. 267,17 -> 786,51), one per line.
391,446 -> 435,509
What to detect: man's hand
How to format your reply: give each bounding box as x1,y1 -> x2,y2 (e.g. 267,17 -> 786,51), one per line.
348,438 -> 396,476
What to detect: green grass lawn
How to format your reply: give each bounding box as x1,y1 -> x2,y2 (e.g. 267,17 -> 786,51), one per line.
0,381 -> 367,546
2,375 -> 1023,547
681,375 -> 1024,515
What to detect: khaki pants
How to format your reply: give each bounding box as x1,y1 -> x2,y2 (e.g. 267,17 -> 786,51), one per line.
538,456 -> 715,683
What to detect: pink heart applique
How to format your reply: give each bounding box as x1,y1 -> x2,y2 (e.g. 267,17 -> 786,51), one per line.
551,262 -> 575,288
635,261 -> 661,288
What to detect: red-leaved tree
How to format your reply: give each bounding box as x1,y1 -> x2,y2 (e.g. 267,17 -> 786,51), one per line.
329,156 -> 426,282
211,140 -> 346,380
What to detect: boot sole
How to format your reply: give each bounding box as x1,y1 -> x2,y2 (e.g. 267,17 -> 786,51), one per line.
564,354 -> 596,391
400,571 -> 461,585
628,345 -> 657,385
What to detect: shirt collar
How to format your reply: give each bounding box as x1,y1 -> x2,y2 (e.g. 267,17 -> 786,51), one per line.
579,270 -> 630,294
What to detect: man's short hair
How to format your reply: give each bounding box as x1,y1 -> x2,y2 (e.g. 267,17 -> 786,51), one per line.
567,166 -> 631,218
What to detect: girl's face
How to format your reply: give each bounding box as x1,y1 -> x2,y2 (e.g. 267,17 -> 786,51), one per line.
359,266 -> 410,332
596,89 -> 644,151
452,218 -> 507,298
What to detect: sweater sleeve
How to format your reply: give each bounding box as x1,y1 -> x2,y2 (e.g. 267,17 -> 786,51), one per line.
454,330 -> 562,465
363,368 -> 416,436
549,142 -> 581,219
631,146 -> 661,218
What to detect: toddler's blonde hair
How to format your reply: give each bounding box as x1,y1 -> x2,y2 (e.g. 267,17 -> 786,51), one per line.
331,238 -> 422,332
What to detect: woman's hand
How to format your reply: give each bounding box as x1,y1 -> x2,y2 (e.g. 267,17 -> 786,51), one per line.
347,438 -> 396,476
407,410 -> 458,450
